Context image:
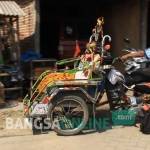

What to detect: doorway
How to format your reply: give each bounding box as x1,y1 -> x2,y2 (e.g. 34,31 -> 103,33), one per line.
40,1 -> 60,59
39,0 -> 113,59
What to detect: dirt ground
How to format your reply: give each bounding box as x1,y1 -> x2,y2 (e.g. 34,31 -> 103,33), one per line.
0,92 -> 133,138
0,102 -> 32,137
0,104 -> 150,150
0,110 -> 22,130
0,97 -> 150,150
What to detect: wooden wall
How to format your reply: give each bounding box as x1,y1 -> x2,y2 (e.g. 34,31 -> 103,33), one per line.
108,0 -> 148,56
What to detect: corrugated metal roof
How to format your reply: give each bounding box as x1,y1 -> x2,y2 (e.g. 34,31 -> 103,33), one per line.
0,1 -> 25,16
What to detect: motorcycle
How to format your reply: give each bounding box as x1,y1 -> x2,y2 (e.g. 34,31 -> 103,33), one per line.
116,40 -> 150,106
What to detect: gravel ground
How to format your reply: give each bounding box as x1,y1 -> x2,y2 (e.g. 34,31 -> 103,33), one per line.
0,102 -> 32,137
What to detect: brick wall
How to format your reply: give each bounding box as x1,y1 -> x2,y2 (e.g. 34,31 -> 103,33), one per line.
16,0 -> 36,52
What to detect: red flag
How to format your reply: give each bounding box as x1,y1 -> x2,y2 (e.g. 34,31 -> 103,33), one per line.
73,40 -> 81,57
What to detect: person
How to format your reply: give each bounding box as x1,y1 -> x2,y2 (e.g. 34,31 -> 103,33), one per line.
120,48 -> 150,61
75,41 -> 101,79
120,48 -> 150,128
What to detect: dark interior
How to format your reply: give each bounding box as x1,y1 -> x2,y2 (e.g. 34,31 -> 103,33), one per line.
39,0 -> 115,59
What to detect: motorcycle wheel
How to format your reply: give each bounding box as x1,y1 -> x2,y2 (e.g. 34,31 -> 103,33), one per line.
48,95 -> 89,136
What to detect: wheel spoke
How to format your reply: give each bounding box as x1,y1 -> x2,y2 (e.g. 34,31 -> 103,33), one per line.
70,105 -> 83,116
68,101 -> 71,113
60,105 -> 66,115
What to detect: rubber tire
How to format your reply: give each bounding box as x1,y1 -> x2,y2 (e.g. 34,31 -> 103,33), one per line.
48,95 -> 89,136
